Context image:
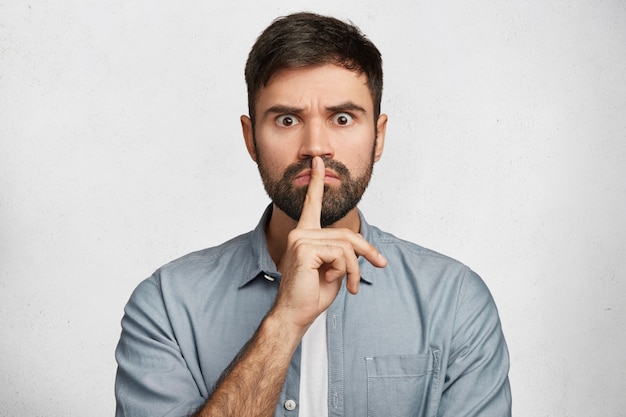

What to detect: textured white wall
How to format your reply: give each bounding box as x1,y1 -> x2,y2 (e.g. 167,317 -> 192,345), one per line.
1,1 -> 625,416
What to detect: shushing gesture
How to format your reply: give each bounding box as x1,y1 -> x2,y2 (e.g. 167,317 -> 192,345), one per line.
273,156 -> 387,333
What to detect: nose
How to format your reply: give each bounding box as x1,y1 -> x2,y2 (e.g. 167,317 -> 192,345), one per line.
298,119 -> 334,160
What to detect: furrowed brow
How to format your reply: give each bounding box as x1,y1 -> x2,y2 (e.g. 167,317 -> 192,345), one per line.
326,102 -> 367,114
263,105 -> 304,118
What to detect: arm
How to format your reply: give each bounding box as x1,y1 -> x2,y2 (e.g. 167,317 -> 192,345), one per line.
115,276 -> 208,417
191,309 -> 302,416
116,157 -> 385,416
438,269 -> 512,416
193,156 -> 387,416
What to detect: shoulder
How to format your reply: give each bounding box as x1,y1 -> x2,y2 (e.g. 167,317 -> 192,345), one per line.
367,223 -> 505,337
366,223 -> 492,299
129,231 -> 255,304
159,231 -> 252,276
368,224 -> 467,272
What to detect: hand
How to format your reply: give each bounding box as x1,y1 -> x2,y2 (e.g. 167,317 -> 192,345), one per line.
272,156 -> 387,332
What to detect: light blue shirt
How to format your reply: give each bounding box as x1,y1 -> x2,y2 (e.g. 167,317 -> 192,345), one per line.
115,207 -> 511,416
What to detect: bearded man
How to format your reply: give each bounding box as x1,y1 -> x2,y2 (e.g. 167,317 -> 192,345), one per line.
115,12 -> 512,417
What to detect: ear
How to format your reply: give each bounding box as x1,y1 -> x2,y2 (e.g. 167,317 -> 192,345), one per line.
373,114 -> 388,162
240,115 -> 257,162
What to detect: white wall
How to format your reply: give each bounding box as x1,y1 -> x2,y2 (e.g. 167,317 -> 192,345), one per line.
1,1 -> 624,415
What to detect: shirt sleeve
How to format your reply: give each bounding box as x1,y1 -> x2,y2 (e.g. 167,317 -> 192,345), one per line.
437,268 -> 512,417
115,272 -> 206,417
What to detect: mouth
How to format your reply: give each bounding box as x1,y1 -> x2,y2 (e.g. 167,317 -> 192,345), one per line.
293,169 -> 341,186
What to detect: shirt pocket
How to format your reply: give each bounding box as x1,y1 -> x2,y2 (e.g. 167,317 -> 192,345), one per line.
365,350 -> 441,417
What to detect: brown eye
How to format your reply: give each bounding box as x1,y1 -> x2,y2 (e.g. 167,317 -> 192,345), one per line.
332,112 -> 354,126
276,115 -> 299,127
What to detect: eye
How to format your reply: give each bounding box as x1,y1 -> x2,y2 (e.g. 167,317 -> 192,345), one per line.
332,112 -> 354,126
276,114 -> 300,127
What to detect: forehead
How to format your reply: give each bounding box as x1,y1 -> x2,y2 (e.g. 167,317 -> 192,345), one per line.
256,64 -> 373,113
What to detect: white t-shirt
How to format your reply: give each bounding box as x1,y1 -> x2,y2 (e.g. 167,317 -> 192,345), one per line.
298,311 -> 329,417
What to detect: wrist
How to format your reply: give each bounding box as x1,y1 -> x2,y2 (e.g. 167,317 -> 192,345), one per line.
262,308 -> 309,350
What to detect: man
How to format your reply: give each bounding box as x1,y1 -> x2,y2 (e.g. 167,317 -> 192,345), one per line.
115,12 -> 511,417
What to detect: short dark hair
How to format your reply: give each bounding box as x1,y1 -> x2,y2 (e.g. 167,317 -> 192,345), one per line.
244,12 -> 383,124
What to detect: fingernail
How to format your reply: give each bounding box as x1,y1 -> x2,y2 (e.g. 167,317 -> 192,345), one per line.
312,156 -> 318,169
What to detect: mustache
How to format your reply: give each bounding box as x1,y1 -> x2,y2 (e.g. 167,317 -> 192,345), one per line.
282,157 -> 351,182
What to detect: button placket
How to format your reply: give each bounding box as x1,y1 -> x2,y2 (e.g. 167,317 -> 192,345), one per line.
327,286 -> 346,416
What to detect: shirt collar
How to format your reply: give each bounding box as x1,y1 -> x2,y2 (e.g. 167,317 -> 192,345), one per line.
356,210 -> 377,284
239,205 -> 378,288
238,205 -> 279,288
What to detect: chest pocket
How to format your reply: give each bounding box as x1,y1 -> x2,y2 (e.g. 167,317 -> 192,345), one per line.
365,350 -> 441,417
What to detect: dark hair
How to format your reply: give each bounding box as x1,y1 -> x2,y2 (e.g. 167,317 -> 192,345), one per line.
244,12 -> 383,124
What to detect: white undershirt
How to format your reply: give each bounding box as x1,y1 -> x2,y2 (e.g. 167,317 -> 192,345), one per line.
298,311 -> 329,417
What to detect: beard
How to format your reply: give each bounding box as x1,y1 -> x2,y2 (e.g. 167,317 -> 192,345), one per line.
257,154 -> 375,227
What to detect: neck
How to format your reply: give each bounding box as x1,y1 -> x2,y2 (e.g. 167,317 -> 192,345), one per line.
265,204 -> 361,268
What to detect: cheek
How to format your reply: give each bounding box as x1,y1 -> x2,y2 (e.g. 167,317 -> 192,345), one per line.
352,156 -> 373,176
336,139 -> 376,174
255,135 -> 302,175
256,147 -> 289,181
255,125 -> 297,156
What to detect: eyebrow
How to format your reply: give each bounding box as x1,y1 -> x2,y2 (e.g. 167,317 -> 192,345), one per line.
326,101 -> 367,114
264,105 -> 304,118
263,101 -> 368,119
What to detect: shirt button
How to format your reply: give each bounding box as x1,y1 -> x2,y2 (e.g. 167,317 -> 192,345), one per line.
284,399 -> 297,411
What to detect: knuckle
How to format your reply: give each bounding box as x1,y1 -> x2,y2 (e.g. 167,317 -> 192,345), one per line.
287,229 -> 303,244
338,240 -> 353,253
293,241 -> 311,257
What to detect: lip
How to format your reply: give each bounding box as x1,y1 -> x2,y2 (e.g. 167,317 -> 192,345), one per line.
293,169 -> 341,186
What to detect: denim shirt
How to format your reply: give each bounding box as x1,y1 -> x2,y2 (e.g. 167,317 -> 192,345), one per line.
115,207 -> 511,417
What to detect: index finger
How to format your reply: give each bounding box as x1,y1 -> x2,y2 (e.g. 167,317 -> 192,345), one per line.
297,156 -> 325,229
